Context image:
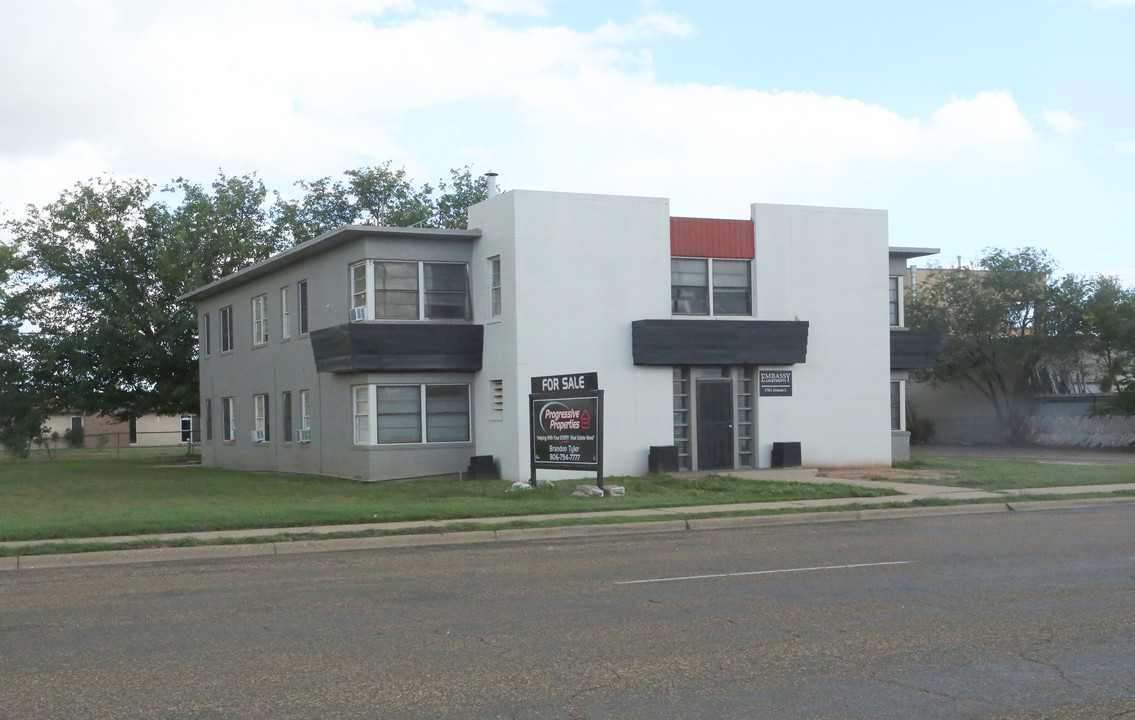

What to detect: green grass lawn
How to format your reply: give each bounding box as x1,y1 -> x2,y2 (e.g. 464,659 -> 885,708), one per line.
891,457 -> 1135,490
0,453 -> 893,542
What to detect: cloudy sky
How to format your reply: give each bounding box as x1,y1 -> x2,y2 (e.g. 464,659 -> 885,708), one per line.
2,0 -> 1134,279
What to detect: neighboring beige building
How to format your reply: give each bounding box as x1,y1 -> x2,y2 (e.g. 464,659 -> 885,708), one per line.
41,413 -> 195,449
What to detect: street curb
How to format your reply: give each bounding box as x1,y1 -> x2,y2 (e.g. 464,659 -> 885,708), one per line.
6,497 -> 1135,572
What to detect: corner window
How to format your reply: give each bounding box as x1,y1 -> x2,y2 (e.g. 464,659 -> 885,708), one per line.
354,384 -> 471,445
891,381 -> 904,431
489,256 -> 502,317
351,260 -> 471,321
251,294 -> 268,345
205,399 -> 213,441
671,258 -> 752,316
203,313 -> 211,356
298,389 -> 311,442
220,306 -> 234,352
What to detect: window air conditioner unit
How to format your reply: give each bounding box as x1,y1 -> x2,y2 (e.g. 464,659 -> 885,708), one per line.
251,429 -> 265,443
296,428 -> 311,443
350,306 -> 367,322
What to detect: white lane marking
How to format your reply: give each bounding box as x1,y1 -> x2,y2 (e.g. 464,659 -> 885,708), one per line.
615,561 -> 915,585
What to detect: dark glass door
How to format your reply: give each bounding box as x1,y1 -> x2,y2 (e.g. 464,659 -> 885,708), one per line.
696,380 -> 733,469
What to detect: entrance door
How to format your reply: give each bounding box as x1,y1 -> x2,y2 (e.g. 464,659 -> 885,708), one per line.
696,380 -> 733,469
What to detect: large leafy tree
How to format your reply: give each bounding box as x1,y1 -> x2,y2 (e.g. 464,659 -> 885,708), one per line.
906,248 -> 1087,443
7,173 -> 276,420
0,236 -> 49,456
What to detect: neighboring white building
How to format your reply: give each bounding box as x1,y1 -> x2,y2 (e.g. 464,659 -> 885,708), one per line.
182,188 -> 929,481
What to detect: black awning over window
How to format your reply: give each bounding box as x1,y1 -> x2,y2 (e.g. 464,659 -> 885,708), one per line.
631,320 -> 808,366
311,323 -> 483,373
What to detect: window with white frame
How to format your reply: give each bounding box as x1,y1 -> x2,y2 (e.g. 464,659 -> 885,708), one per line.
351,260 -> 471,321
222,397 -> 235,442
353,386 -> 370,444
299,389 -> 310,439
489,256 -> 501,317
253,393 -> 269,442
889,276 -> 902,327
281,287 -> 291,340
353,384 -> 471,445
220,306 -> 234,352
251,294 -> 268,345
671,258 -> 752,316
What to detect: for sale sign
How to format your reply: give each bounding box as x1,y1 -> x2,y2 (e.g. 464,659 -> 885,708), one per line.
530,393 -> 602,469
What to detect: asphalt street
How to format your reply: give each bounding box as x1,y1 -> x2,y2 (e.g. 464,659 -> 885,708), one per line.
1,504 -> 1133,719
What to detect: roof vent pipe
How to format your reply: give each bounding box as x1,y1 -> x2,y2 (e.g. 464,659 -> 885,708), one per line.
484,171 -> 499,198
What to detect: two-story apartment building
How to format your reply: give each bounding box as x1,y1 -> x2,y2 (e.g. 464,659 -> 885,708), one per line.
182,188 -> 934,481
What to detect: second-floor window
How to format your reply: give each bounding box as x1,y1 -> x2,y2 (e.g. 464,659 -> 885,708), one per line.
251,294 -> 268,345
350,260 -> 471,321
281,287 -> 291,340
489,256 -> 502,318
298,280 -> 309,335
203,313 -> 211,356
671,258 -> 752,316
220,306 -> 234,352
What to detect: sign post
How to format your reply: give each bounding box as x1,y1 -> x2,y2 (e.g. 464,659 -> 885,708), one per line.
529,373 -> 604,489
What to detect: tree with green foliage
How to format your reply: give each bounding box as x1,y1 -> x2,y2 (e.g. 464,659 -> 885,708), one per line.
0,237 -> 49,457
6,173 -> 278,421
906,248 -> 1088,443
270,162 -> 489,244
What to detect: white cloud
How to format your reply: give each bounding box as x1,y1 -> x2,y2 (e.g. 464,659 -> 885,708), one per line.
0,1 -> 1050,221
1114,140 -> 1135,153
461,0 -> 552,15
1041,108 -> 1084,135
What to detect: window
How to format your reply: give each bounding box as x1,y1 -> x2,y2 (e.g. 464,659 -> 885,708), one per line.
424,263 -> 470,319
205,399 -> 213,441
712,260 -> 752,315
129,417 -> 138,445
299,389 -> 310,432
281,287 -> 291,340
889,276 -> 902,327
351,262 -> 369,313
352,261 -> 472,321
356,384 -> 471,445
253,394 -> 269,442
353,386 -> 370,444
489,256 -> 502,317
491,379 -> 504,420
671,258 -> 752,316
671,259 -> 708,314
891,381 -> 904,431
181,415 -> 194,444
222,397 -> 235,442
220,306 -> 234,352
297,280 -> 309,335
282,391 -> 292,442
203,313 -> 211,356
374,261 -> 419,319
251,294 -> 268,345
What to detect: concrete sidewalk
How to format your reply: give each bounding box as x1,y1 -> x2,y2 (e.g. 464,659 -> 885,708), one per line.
5,466 -> 1135,571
